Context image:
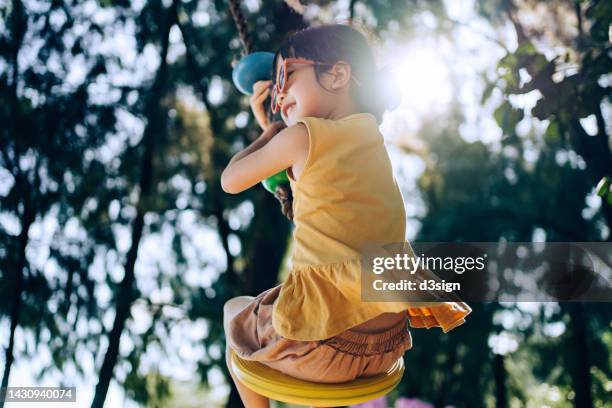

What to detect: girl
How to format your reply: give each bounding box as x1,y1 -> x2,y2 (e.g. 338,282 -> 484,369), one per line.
221,23 -> 472,408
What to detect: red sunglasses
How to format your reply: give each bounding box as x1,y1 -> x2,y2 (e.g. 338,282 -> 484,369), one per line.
270,58 -> 362,114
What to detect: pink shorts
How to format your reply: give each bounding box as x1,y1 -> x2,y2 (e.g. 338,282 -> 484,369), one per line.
227,284 -> 413,383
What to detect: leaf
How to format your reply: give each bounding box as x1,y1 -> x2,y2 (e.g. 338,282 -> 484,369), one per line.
494,100 -> 524,134
515,41 -> 537,56
481,80 -> 496,104
544,121 -> 560,143
528,54 -> 550,75
596,176 -> 610,197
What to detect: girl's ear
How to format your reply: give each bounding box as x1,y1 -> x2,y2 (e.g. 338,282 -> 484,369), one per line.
329,61 -> 352,90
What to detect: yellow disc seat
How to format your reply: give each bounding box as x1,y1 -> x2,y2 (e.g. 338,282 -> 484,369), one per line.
230,349 -> 405,407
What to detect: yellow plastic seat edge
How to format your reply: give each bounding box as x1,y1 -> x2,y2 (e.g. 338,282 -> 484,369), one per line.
230,350 -> 404,406
231,350 -> 404,397
240,376 -> 400,407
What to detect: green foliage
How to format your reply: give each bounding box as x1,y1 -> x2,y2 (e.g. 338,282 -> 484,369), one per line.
123,350 -> 172,406
596,176 -> 612,204
1,1 -> 609,408
494,100 -> 524,140
585,0 -> 612,42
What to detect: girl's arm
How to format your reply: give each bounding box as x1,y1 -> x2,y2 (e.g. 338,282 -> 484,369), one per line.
220,121 -> 308,194
226,122 -> 285,167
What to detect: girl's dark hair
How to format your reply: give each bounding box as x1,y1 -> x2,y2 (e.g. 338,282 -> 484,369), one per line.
271,23 -> 400,125
269,23 -> 400,221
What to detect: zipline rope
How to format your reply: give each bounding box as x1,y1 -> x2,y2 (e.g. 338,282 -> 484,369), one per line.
227,0 -> 295,220
228,0 -> 254,56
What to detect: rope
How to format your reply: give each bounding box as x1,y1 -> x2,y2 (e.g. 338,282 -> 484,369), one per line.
228,0 -> 254,56
227,0 -> 295,220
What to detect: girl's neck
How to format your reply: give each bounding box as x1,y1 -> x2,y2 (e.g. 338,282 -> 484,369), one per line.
327,98 -> 361,121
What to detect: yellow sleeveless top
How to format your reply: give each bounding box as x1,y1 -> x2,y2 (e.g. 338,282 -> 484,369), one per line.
271,113 -> 472,341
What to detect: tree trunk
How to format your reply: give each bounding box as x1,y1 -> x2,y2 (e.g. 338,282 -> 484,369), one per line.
436,336 -> 457,407
90,2 -> 175,406
566,303 -> 593,408
0,1 -> 29,405
493,353 -> 507,408
0,196 -> 34,408
244,191 -> 292,296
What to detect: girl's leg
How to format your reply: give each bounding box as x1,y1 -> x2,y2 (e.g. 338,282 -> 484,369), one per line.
223,297 -> 270,408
